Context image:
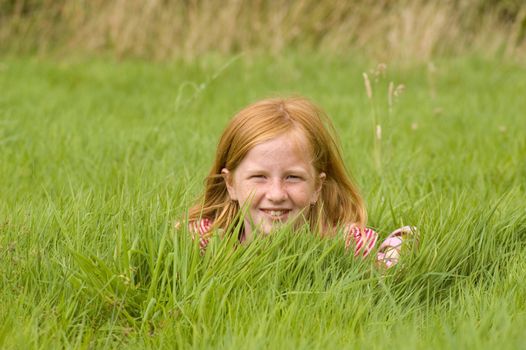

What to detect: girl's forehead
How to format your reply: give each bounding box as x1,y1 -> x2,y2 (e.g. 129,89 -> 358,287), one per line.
255,129 -> 311,154
239,130 -> 315,167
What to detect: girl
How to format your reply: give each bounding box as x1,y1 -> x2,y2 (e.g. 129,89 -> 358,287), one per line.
186,96 -> 414,267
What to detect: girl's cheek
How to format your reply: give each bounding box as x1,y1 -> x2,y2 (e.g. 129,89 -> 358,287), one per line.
254,186 -> 265,198
242,184 -> 263,201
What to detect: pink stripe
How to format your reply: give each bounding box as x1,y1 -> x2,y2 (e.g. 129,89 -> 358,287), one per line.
355,234 -> 364,246
199,219 -> 207,234
349,227 -> 379,257
353,227 -> 361,239
344,226 -> 356,250
363,229 -> 378,257
369,231 -> 378,249
354,237 -> 364,254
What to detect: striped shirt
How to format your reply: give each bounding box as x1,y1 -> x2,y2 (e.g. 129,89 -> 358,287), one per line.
187,218 -> 379,258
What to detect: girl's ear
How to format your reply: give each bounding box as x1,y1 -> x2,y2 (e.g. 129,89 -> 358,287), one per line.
221,168 -> 237,201
311,172 -> 326,204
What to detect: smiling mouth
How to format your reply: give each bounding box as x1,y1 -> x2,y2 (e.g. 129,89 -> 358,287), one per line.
261,209 -> 291,219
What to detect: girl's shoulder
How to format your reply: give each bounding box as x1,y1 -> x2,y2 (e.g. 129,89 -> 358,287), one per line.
188,217 -> 214,235
343,223 -> 379,258
184,217 -> 214,251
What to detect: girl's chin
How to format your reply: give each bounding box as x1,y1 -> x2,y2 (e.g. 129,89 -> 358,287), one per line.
246,214 -> 303,235
244,221 -> 281,236
258,218 -> 296,234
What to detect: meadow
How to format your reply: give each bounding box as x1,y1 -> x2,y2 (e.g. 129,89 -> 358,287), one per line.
0,54 -> 525,349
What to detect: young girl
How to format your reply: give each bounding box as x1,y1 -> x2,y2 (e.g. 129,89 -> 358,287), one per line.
186,96 -> 414,267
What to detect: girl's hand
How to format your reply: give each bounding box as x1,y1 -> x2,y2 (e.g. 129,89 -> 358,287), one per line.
376,226 -> 419,268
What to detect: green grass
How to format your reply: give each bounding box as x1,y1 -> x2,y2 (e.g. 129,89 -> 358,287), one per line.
0,53 -> 525,349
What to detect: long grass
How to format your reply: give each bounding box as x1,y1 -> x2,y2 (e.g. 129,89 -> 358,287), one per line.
0,54 -> 525,348
1,0 -> 526,61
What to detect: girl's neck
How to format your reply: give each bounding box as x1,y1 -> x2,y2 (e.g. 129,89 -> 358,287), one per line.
239,228 -> 254,245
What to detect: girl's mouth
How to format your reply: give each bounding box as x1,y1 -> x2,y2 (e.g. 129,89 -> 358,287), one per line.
261,209 -> 291,220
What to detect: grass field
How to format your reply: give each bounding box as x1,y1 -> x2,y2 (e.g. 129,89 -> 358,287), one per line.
0,54 -> 525,349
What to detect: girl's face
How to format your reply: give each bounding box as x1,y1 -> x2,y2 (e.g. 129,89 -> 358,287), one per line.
222,132 -> 325,241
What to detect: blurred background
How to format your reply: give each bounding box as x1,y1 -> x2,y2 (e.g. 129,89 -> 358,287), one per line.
1,0 -> 525,61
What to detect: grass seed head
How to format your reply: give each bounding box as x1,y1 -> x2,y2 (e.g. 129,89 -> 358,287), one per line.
363,72 -> 373,99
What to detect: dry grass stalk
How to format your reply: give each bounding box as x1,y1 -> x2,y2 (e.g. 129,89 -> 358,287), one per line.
363,72 -> 373,100
0,0 -> 525,60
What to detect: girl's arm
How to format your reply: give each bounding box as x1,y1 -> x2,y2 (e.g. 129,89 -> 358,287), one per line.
344,225 -> 417,268
376,226 -> 418,268
344,225 -> 378,258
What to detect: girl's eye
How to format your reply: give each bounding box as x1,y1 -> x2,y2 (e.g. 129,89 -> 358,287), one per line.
250,175 -> 265,180
286,175 -> 302,181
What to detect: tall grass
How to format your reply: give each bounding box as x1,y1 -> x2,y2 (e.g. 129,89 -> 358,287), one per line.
1,0 -> 526,61
0,54 -> 525,348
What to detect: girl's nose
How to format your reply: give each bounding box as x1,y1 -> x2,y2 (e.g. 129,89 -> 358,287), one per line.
266,180 -> 287,202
